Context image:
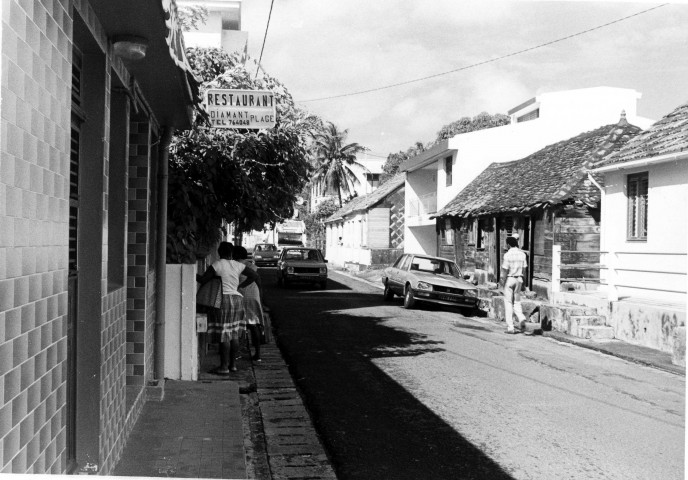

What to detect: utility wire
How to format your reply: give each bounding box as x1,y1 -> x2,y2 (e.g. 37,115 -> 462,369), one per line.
255,0 -> 275,79
298,3 -> 668,103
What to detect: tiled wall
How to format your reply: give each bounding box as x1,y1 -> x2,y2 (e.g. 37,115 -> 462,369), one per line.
126,118 -> 153,387
99,287 -> 127,474
1,0 -> 72,473
2,0 -> 159,474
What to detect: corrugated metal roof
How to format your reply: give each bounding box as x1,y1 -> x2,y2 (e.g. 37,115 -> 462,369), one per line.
434,118 -> 642,219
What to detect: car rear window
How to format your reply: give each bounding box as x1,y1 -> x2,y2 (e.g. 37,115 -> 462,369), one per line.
285,249 -> 321,261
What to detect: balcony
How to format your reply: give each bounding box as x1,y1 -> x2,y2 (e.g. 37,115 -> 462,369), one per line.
408,192 -> 437,218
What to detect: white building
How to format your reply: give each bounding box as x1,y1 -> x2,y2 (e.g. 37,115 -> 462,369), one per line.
178,0 -> 248,53
401,86 -> 654,256
590,102 -> 687,361
310,154 -> 385,212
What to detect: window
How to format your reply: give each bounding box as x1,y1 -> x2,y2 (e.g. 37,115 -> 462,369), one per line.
366,173 -> 380,191
445,156 -> 453,187
517,109 -> 539,123
477,219 -> 485,250
627,172 -> 648,240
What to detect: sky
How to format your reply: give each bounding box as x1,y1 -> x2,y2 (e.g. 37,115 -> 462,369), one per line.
238,0 -> 688,159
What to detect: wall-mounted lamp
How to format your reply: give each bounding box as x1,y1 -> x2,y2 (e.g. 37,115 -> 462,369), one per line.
113,36 -> 148,60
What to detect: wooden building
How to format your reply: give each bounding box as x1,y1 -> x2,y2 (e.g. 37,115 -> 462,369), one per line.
433,116 -> 642,298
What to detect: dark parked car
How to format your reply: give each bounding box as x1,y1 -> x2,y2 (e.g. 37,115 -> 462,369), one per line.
252,243 -> 279,266
277,247 -> 328,288
382,253 -> 479,311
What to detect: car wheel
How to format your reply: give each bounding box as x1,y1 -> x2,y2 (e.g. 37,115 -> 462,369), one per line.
403,285 -> 416,309
383,282 -> 394,301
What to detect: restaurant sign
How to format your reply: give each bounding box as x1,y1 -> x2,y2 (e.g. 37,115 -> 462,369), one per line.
205,89 -> 277,129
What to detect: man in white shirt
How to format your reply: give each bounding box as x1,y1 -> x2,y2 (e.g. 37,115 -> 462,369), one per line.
500,234 -> 528,334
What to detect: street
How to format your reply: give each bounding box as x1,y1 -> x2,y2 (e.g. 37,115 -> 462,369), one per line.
259,269 -> 685,480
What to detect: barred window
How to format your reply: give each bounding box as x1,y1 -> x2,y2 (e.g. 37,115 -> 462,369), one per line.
627,172 -> 648,240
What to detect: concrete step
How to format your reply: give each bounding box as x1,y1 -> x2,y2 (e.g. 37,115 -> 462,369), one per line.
568,315 -> 606,337
551,291 -> 609,314
578,325 -> 615,341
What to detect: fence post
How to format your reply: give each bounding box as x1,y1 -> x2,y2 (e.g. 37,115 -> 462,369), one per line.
552,244 -> 561,294
607,250 -> 619,302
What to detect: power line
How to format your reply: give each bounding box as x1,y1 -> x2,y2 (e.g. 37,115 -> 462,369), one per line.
255,0 -> 275,79
297,3 -> 668,103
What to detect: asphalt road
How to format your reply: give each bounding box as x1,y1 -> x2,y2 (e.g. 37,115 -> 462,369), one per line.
260,268 -> 685,480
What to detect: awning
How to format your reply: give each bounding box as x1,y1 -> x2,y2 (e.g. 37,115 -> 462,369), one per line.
90,0 -> 202,129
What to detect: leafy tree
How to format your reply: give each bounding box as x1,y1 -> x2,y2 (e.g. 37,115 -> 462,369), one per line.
177,4 -> 209,32
380,112 -> 509,183
167,48 -> 314,262
434,112 -> 510,143
311,122 -> 367,207
381,141 -> 427,182
303,198 -> 339,252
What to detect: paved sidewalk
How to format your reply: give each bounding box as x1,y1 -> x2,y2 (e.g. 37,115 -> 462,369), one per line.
113,380 -> 246,478
113,310 -> 336,479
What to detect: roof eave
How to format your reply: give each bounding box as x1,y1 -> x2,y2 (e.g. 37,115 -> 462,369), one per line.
90,0 -> 201,129
592,150 -> 688,173
400,140 -> 456,172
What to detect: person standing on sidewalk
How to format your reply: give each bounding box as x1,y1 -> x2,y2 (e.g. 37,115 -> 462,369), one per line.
197,241 -> 258,373
233,245 -> 265,363
500,234 -> 528,334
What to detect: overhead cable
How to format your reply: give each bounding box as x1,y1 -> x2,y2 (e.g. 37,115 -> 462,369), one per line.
297,3 -> 668,103
255,0 -> 275,79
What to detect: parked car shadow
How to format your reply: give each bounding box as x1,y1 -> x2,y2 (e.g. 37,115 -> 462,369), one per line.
263,277 -> 515,480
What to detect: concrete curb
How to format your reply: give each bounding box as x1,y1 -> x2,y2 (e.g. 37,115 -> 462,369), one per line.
543,331 -> 685,376
254,313 -> 338,480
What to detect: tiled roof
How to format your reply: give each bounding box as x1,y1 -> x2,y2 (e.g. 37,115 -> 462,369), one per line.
594,102 -> 688,168
325,173 -> 405,223
434,119 -> 641,219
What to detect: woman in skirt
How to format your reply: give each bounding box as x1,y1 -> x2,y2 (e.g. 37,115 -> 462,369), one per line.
197,241 -> 258,374
233,246 -> 265,362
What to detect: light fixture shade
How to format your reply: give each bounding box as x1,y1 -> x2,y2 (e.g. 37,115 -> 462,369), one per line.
113,36 -> 148,60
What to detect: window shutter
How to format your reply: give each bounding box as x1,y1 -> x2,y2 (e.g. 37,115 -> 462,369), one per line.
368,208 -> 391,248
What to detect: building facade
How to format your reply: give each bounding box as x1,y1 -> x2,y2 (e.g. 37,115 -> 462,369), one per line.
325,173 -> 405,270
1,0 -> 198,473
434,117 -> 641,297
401,86 -> 654,257
177,0 -> 247,53
590,102 -> 687,359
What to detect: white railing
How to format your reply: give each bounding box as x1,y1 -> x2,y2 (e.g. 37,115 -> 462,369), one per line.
408,192 -> 437,217
552,245 -> 687,301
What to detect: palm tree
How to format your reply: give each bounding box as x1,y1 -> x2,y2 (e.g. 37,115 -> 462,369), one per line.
311,122 -> 367,207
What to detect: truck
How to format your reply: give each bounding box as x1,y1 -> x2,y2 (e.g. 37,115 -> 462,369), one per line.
269,219 -> 306,250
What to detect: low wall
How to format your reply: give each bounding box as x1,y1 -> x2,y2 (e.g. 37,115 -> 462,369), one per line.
611,301 -> 686,355
165,264 -> 199,380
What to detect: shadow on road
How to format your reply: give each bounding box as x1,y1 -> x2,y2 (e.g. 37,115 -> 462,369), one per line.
263,271 -> 515,480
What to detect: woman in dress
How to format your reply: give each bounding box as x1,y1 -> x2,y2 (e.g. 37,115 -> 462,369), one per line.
197,241 -> 258,373
233,245 -> 265,362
